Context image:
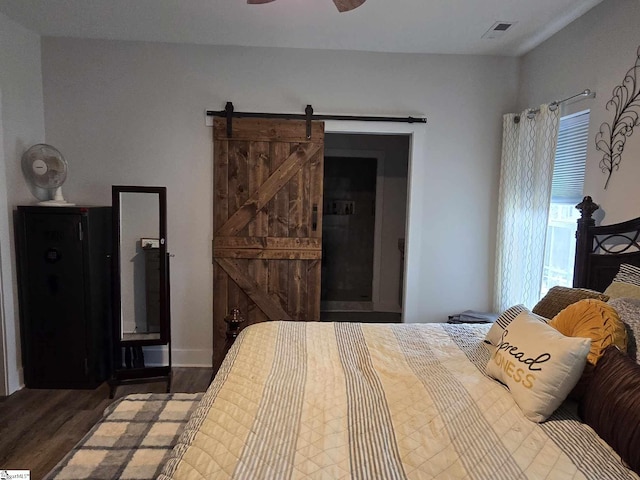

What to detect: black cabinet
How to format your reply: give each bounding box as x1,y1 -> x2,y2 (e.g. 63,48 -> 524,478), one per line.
15,206 -> 112,388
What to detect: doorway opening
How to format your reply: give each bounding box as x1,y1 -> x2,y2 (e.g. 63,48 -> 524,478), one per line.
320,133 -> 409,323
321,156 -> 376,306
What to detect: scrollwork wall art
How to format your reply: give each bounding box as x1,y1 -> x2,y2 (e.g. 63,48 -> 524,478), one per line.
595,45 -> 640,189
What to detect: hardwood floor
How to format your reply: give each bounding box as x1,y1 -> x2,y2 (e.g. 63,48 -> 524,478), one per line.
0,367 -> 212,480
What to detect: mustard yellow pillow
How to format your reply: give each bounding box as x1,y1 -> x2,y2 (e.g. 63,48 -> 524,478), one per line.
549,299 -> 627,366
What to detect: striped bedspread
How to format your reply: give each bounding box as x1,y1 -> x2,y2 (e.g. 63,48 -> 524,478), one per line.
159,321 -> 639,480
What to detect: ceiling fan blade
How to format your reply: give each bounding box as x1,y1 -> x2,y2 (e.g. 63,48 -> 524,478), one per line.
247,0 -> 276,4
332,0 -> 366,13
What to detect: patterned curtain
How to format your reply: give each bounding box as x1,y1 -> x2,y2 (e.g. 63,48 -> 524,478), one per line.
494,104 -> 560,312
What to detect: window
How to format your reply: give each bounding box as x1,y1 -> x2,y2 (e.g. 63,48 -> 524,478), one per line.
540,110 -> 590,297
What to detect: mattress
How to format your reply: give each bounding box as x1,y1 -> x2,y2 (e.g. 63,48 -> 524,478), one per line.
159,321 -> 639,479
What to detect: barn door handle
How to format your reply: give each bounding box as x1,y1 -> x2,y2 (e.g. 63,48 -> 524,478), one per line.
305,105 -> 313,139
225,101 -> 234,138
312,204 -> 318,232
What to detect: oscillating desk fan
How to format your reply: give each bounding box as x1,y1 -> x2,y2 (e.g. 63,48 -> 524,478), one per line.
21,143 -> 75,206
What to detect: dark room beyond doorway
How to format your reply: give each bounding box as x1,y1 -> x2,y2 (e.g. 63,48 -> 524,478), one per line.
320,133 -> 409,323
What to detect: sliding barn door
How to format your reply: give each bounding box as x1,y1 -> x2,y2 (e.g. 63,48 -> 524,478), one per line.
212,118 -> 324,368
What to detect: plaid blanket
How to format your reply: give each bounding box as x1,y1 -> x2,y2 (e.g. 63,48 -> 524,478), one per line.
45,393 -> 203,480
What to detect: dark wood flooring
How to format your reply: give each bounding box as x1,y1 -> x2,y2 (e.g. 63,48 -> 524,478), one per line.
0,367 -> 212,480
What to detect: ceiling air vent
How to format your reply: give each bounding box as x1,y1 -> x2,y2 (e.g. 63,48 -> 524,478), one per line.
482,21 -> 517,39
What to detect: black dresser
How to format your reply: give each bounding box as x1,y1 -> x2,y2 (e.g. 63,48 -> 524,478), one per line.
15,206 -> 112,388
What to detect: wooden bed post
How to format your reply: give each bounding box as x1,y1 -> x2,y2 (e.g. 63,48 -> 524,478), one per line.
573,196 -> 599,287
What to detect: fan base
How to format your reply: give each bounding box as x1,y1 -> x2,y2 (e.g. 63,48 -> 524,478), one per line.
38,200 -> 76,207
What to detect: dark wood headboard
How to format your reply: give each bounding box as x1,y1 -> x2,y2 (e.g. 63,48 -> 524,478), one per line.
573,196 -> 640,292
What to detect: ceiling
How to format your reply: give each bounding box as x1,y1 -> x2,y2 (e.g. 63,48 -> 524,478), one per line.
0,0 -> 604,56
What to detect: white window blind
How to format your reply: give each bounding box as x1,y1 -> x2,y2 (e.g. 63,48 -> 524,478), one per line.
540,110 -> 590,297
550,111 -> 589,204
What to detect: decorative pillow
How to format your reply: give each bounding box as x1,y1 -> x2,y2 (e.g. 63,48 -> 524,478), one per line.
532,286 -> 609,320
548,299 -> 627,399
548,299 -> 627,366
485,304 -> 532,346
486,311 -> 591,423
607,297 -> 640,363
579,345 -> 640,475
605,282 -> 640,300
604,263 -> 640,300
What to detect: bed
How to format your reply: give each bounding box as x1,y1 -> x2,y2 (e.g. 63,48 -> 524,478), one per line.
152,196 -> 640,479
49,197 -> 640,479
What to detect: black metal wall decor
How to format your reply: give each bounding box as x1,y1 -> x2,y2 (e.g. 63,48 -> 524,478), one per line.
595,46 -> 640,189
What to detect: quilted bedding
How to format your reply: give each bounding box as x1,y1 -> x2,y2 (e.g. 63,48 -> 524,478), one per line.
159,321 -> 639,479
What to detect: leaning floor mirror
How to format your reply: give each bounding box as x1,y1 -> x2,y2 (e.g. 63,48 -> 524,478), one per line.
109,185 -> 171,398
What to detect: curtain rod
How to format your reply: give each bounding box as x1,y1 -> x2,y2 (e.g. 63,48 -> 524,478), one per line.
207,102 -> 426,138
551,89 -> 596,108
515,89 -> 596,122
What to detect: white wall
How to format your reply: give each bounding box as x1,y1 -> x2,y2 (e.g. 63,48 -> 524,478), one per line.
0,13 -> 45,394
519,0 -> 640,223
33,38 -> 518,365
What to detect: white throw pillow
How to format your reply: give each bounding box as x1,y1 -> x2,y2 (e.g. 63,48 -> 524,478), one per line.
485,311 -> 591,422
485,304 -> 531,346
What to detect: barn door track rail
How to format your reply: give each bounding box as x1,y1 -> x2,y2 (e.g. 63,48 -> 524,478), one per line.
206,102 -> 427,139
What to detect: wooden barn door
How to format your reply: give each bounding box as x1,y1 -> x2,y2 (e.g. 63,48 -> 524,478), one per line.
212,118 -> 324,369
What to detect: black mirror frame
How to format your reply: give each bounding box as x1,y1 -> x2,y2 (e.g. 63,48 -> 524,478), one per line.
109,185 -> 171,398
112,185 -> 169,345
